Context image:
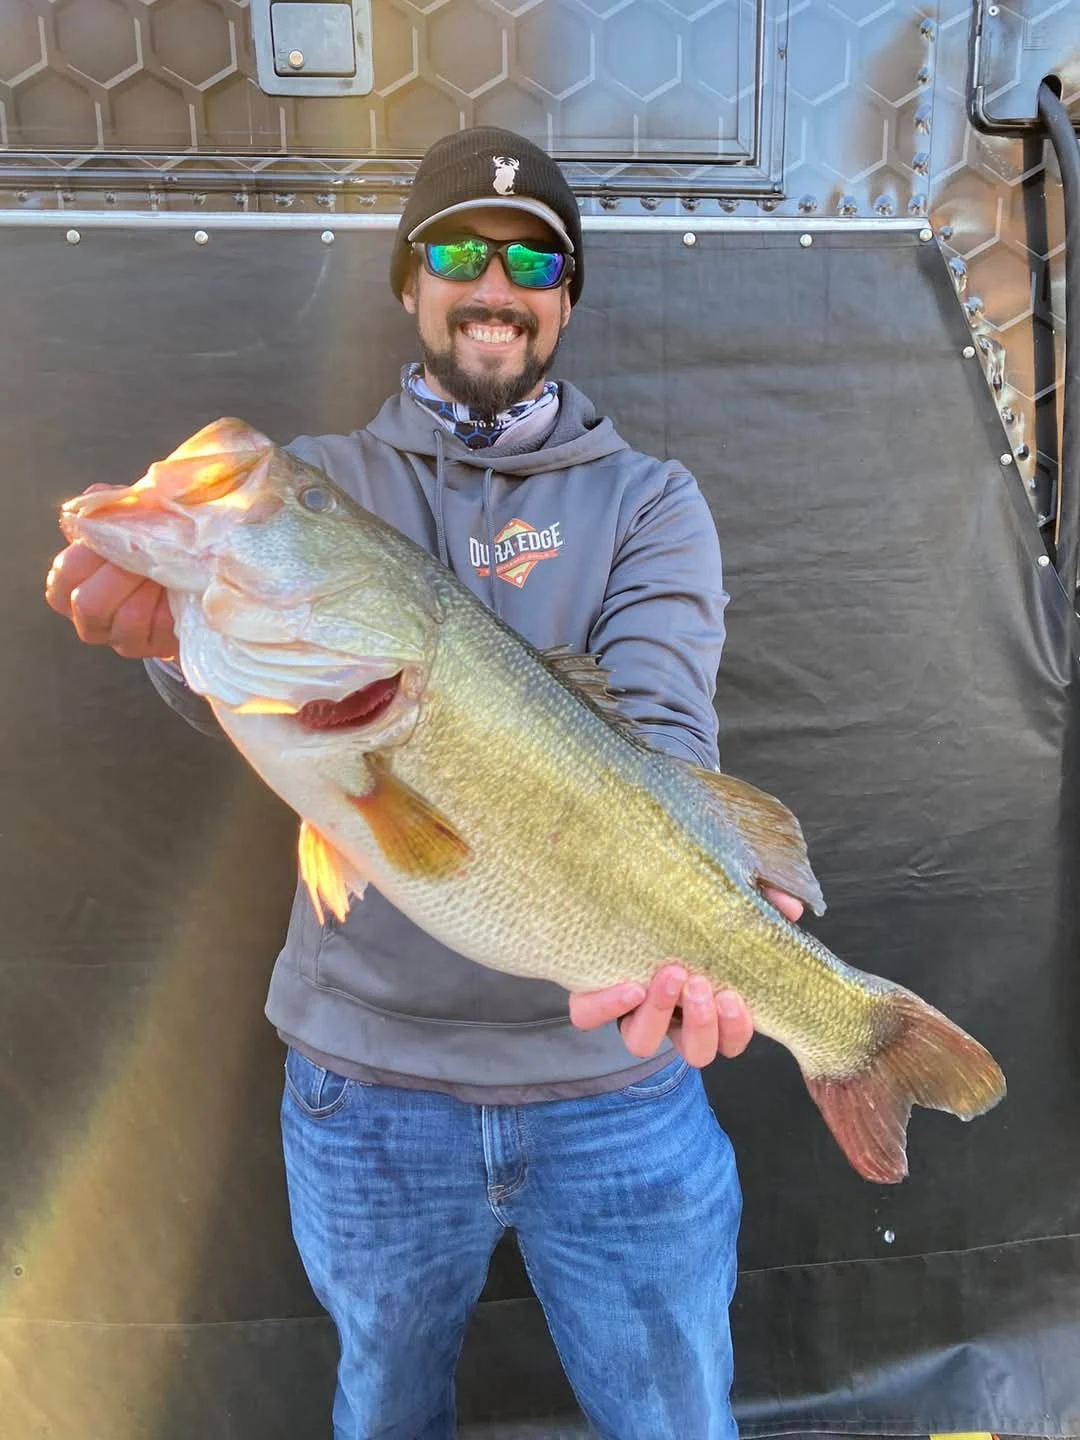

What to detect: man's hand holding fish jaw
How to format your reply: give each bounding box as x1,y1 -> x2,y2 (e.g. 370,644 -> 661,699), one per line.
569,886 -> 805,1068
46,538 -> 178,660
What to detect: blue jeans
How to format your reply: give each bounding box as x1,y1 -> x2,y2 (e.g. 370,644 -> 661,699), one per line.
281,1047 -> 741,1440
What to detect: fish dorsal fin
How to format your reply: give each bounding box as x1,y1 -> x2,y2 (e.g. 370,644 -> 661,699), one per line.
689,767 -> 827,917
540,646 -> 644,740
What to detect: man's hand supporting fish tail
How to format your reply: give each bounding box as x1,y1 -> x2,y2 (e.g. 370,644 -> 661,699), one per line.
570,886 -> 803,1067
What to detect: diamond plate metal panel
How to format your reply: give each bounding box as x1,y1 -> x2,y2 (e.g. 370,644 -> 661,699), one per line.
0,0 -> 787,175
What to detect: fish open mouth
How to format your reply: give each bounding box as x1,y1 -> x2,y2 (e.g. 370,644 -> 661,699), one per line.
294,673 -> 402,731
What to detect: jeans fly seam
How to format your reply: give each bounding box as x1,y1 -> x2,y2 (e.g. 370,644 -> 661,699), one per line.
481,1107 -> 527,1216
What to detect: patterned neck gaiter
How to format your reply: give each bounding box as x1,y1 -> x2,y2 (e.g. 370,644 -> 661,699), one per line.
404,364 -> 560,450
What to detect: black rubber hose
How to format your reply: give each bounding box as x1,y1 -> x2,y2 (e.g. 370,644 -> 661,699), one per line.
1037,81 -> 1080,595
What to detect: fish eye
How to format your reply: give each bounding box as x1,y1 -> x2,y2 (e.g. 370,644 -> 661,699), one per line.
299,484 -> 335,513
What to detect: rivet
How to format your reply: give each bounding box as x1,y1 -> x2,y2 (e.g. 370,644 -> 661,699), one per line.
883,1229 -> 896,1244
919,227 -> 933,242
987,4 -> 998,12
682,232 -> 697,247
1038,555 -> 1051,568
962,345 -> 976,358
1000,452 -> 1013,466
321,229 -> 335,244
194,230 -> 209,245
288,49 -> 305,69
799,233 -> 813,248
798,194 -> 818,215
65,228 -> 81,244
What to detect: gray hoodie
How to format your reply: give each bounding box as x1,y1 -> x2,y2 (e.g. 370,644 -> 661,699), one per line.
149,380 -> 728,1101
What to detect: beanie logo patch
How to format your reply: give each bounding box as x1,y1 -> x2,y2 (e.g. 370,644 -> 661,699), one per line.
492,156 -> 519,195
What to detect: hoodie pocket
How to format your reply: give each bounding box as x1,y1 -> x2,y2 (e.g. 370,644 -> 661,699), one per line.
316,892 -> 570,1028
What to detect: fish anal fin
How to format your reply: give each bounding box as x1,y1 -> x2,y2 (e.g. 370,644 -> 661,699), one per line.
298,820 -> 366,925
690,768 -> 827,917
804,990 -> 1006,1183
349,758 -> 471,881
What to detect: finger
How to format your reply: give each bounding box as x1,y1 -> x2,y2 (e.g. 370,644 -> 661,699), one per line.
669,976 -> 719,1068
618,963 -> 686,1058
112,580 -> 167,659
760,885 -> 804,923
569,981 -> 648,1032
148,589 -> 179,660
714,988 -> 755,1058
69,564 -> 148,645
45,543 -> 109,617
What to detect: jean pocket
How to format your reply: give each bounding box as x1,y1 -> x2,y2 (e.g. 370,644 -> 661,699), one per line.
284,1047 -> 353,1118
618,1053 -> 690,1100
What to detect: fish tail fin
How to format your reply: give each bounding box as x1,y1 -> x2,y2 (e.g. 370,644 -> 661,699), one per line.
803,990 -> 1005,1184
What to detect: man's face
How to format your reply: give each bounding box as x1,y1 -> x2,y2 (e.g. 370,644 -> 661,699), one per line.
402,205 -> 572,414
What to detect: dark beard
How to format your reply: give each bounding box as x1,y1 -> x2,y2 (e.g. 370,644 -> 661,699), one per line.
418,305 -> 560,416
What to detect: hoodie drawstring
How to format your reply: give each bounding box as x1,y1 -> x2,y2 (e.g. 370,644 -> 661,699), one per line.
421,431 -> 499,618
433,428 -> 449,568
482,466 -> 499,618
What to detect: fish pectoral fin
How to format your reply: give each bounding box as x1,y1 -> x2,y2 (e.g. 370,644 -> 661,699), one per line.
348,757 -> 471,881
689,767 -> 827,917
802,988 -> 1006,1184
298,820 -> 367,925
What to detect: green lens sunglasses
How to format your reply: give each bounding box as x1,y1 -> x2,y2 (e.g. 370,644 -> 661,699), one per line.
412,236 -> 574,290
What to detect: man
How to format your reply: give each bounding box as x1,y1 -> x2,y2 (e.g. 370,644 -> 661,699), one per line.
46,127 -> 801,1440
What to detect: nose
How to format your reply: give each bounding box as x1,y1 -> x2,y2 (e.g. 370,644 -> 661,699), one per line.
469,252 -> 520,308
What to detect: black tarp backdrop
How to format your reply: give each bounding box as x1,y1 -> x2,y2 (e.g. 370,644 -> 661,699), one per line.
0,222 -> 1077,1438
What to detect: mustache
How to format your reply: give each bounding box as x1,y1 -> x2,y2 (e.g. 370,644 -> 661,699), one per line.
448,304 -> 538,338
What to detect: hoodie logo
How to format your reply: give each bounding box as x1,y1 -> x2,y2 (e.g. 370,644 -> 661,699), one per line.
469,518 -> 562,588
492,156 -> 519,195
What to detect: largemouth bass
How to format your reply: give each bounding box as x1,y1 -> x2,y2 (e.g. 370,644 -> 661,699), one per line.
59,417 -> 1005,1182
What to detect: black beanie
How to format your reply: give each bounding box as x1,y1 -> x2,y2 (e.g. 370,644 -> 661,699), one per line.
390,127 -> 584,306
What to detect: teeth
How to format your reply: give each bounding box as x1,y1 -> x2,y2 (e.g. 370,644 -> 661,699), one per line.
463,324 -> 519,345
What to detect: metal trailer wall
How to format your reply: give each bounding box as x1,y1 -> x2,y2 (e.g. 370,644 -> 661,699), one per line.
0,0 -> 1078,1436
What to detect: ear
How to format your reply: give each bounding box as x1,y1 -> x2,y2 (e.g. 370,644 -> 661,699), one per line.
559,285 -> 572,331
401,264 -> 418,315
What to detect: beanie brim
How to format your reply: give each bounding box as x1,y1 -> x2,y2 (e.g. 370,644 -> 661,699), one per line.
408,198 -> 575,254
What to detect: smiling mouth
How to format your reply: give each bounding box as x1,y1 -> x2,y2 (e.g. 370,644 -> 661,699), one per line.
295,673 -> 402,731
459,322 -> 524,346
